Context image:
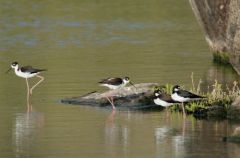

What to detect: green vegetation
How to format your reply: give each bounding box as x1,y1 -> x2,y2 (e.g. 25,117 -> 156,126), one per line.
158,73 -> 240,118
213,51 -> 231,65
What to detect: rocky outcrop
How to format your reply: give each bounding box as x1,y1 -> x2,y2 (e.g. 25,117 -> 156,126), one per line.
192,105 -> 227,119
61,83 -> 164,110
189,0 -> 240,73
192,96 -> 240,120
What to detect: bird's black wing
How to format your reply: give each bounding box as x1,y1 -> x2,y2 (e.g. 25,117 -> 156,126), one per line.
98,77 -> 123,85
178,90 -> 204,98
21,66 -> 46,74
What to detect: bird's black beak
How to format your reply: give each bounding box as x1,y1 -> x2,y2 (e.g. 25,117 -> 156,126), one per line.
6,68 -> 12,74
130,81 -> 137,88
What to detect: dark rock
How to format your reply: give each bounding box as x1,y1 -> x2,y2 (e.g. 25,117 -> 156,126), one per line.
192,105 -> 226,119
61,83 -> 164,110
207,105 -> 226,118
193,108 -> 209,118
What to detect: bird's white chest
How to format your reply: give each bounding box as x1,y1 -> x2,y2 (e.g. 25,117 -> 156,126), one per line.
101,84 -> 121,90
154,98 -> 172,107
15,70 -> 37,78
171,93 -> 189,102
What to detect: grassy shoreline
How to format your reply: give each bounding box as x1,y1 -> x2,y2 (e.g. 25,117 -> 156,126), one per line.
161,74 -> 240,120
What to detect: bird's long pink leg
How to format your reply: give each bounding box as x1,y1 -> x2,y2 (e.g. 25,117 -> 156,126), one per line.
26,78 -> 30,111
106,110 -> 116,124
181,102 -> 186,116
111,97 -> 116,110
30,75 -> 44,95
106,97 -> 116,110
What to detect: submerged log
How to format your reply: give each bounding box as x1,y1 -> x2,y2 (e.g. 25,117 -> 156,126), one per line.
189,0 -> 240,73
61,83 -> 164,110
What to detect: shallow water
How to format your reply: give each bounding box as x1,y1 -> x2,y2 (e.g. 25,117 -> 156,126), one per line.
0,0 -> 240,158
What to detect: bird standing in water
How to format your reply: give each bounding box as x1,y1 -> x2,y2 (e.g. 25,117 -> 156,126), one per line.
99,77 -> 135,110
6,61 -> 46,110
171,85 -> 205,115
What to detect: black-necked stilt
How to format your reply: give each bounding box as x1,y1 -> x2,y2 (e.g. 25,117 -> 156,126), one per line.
99,77 -> 135,89
6,62 -> 46,107
153,89 -> 180,107
99,77 -> 136,110
171,85 -> 205,115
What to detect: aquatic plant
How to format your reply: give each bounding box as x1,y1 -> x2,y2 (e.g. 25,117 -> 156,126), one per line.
161,73 -> 240,114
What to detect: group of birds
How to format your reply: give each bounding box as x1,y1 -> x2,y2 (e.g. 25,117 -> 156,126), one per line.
153,85 -> 205,115
6,61 -> 205,114
98,77 -> 205,114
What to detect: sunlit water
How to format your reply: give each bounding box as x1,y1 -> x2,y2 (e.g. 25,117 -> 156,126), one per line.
0,0 -> 240,158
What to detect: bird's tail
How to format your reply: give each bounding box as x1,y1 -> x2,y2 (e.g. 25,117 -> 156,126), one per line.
38,69 -> 47,72
193,95 -> 207,100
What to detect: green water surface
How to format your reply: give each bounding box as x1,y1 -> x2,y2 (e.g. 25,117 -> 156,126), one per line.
0,0 -> 239,158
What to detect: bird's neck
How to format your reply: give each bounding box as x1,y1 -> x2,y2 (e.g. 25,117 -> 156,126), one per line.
122,80 -> 128,85
173,90 -> 178,94
14,66 -> 19,73
153,95 -> 159,99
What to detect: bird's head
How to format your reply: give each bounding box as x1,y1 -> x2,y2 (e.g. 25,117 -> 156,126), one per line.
11,61 -> 18,68
172,85 -> 180,93
123,76 -> 136,88
6,61 -> 18,74
154,89 -> 163,97
123,77 -> 130,83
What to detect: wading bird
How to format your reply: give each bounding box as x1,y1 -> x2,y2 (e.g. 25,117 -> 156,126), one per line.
6,62 -> 46,108
99,77 -> 136,110
171,85 -> 205,115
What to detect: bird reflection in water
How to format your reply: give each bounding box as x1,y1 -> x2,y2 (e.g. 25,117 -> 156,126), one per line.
106,110 -> 116,124
105,110 -> 129,157
12,107 -> 44,158
154,113 -> 187,157
27,102 -> 32,113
